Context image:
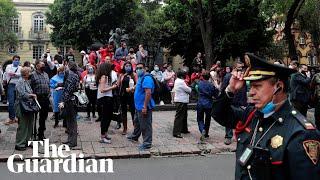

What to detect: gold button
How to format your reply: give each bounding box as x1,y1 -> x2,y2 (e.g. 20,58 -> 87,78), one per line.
259,127 -> 263,132
238,138 -> 241,141
292,110 -> 297,115
247,165 -> 251,170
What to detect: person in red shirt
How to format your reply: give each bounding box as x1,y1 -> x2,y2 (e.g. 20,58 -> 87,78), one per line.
98,45 -> 108,63
107,44 -> 114,60
191,65 -> 203,83
89,48 -> 97,67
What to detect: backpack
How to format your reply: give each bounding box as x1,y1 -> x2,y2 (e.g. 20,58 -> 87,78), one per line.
141,74 -> 161,98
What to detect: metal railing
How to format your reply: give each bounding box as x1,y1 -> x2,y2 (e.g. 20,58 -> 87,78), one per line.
29,30 -> 50,40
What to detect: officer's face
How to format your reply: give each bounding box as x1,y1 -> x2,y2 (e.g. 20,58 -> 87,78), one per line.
249,80 -> 275,109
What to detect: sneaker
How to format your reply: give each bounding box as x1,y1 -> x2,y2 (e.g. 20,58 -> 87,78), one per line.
105,136 -> 111,140
138,145 -> 151,151
200,130 -> 206,142
127,136 -> 138,142
224,138 -> 232,145
100,137 -> 111,144
15,146 -> 26,151
116,122 -> 121,129
4,118 -> 16,125
159,101 -> 165,105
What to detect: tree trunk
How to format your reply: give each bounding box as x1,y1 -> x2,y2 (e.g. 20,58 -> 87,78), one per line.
203,38 -> 214,70
284,0 -> 306,60
180,0 -> 214,70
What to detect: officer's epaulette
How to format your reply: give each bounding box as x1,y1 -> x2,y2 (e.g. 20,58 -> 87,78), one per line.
291,109 -> 316,130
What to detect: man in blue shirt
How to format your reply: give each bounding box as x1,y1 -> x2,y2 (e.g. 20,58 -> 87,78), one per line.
114,42 -> 128,61
127,63 -> 155,151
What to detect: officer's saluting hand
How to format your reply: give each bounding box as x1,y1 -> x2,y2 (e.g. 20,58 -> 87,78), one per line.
211,53 -> 320,180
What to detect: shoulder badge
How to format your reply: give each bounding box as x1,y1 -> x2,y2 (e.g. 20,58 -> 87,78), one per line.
271,135 -> 283,149
303,140 -> 320,165
291,110 -> 316,130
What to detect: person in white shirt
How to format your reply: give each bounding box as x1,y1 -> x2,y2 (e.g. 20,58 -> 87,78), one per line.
4,55 -> 22,125
83,65 -> 98,119
96,62 -> 118,144
80,50 -> 89,67
172,70 -> 192,138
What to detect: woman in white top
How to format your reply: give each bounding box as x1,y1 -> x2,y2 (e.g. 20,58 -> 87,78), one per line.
172,70 -> 192,138
83,65 -> 98,119
96,62 -> 118,144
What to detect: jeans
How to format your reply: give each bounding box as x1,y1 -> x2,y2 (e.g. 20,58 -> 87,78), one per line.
7,83 -> 16,120
196,106 -> 211,135
225,127 -> 233,139
131,110 -> 153,148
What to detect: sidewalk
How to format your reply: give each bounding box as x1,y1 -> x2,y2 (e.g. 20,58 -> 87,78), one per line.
0,110 -> 236,161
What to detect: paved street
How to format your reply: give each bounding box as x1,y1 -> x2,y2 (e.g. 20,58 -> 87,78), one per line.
0,110 -> 236,160
0,154 -> 235,180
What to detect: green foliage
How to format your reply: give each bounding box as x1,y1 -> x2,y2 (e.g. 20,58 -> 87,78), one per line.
46,0 -> 142,49
150,0 -> 272,65
298,0 -> 320,46
0,0 -> 18,47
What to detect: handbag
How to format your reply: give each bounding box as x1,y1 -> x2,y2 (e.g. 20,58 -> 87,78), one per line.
20,99 -> 40,113
73,90 -> 89,105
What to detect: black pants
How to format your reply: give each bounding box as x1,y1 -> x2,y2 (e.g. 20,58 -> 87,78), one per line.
99,96 -> 113,135
120,95 -> 135,120
291,100 -> 308,116
173,102 -> 188,136
85,88 -> 97,116
65,101 -> 77,146
314,101 -> 320,130
37,95 -> 49,137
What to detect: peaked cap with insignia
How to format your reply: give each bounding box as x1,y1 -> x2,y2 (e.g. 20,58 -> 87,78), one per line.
243,53 -> 297,81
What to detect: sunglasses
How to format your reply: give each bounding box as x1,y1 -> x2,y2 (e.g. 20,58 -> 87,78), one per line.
136,67 -> 143,70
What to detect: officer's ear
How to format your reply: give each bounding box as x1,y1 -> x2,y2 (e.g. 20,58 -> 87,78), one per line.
274,82 -> 283,95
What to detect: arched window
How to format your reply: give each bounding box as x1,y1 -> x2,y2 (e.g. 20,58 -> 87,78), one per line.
33,14 -> 44,33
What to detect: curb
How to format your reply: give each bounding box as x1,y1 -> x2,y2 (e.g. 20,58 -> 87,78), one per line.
0,144 -> 235,162
0,103 -> 197,112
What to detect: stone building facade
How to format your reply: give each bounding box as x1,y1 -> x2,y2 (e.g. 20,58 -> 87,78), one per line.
0,0 -> 71,63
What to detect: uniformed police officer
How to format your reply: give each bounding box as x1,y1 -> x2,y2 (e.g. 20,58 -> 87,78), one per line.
211,53 -> 320,180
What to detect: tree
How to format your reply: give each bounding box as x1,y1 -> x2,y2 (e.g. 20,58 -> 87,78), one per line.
283,0 -> 305,60
0,0 -> 18,48
46,0 -> 142,50
151,0 -> 271,67
298,0 -> 320,48
179,0 -> 215,69
260,0 -> 307,60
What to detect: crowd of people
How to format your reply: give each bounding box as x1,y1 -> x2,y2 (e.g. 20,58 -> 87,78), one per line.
0,44 -> 320,153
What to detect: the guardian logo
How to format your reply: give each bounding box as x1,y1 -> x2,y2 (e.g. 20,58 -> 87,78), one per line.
7,139 -> 114,173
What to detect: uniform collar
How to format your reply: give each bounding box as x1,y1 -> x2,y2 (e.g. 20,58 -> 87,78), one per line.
254,99 -> 290,125
270,99 -> 291,124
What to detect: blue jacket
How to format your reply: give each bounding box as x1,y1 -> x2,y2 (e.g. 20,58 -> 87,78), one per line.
197,80 -> 219,109
50,74 -> 64,112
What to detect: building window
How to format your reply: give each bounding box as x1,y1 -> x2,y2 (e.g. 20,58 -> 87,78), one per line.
33,14 -> 44,33
12,18 -> 19,33
60,46 -> 72,56
33,45 -> 44,60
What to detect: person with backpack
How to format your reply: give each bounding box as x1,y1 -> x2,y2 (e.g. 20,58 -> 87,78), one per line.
172,70 -> 192,138
127,63 -> 155,151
